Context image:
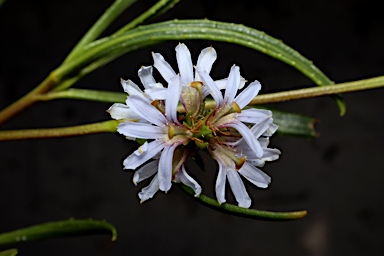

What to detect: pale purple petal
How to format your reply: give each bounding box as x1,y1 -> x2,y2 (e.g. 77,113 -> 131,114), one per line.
224,65 -> 240,104
158,143 -> 179,192
215,162 -> 227,204
123,140 -> 166,170
117,122 -> 165,139
138,174 -> 160,203
195,46 -> 217,80
176,166 -> 202,197
263,123 -> 279,136
227,169 -> 252,208
250,116 -> 273,138
197,67 -> 223,108
239,162 -> 271,188
234,80 -> 261,109
237,109 -> 272,124
121,79 -> 149,102
145,87 -> 167,100
262,148 -> 281,161
175,43 -> 193,84
127,95 -> 167,126
152,52 -> 176,83
165,75 -> 182,124
224,121 -> 263,158
133,160 -> 159,185
107,103 -> 141,121
138,66 -> 156,88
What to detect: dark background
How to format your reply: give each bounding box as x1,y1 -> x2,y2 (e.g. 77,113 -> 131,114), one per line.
1,0 -> 384,255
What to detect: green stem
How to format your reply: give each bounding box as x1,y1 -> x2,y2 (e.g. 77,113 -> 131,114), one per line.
65,0 -> 138,62
0,120 -> 119,141
249,75 -> 384,105
114,0 -> 180,35
180,185 -> 307,220
39,89 -> 127,103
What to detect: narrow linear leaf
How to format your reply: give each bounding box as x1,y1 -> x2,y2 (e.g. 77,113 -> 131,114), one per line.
0,249 -> 18,256
180,185 -> 307,220
0,219 -> 117,247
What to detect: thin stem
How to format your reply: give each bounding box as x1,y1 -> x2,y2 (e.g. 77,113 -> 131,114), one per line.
0,120 -> 119,141
65,0 -> 138,62
38,89 -> 127,103
180,185 -> 307,220
249,75 -> 384,105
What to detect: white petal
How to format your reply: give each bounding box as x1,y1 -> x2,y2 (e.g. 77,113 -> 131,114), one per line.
262,148 -> 281,161
263,123 -> 279,136
133,160 -> 159,185
145,87 -> 167,100
250,116 -> 273,138
158,143 -> 179,192
165,75 -> 182,124
175,43 -> 193,85
224,65 -> 240,104
197,67 -> 223,108
214,76 -> 246,90
195,46 -> 217,80
224,121 -> 263,158
239,162 -> 271,188
237,109 -> 271,124
215,162 -> 227,204
152,52 -> 176,83
138,174 -> 160,203
138,66 -> 156,88
121,79 -> 149,102
107,103 -> 140,121
117,122 -> 165,139
127,95 -> 167,126
176,166 -> 202,197
123,140 -> 165,170
227,169 -> 252,208
234,80 -> 261,109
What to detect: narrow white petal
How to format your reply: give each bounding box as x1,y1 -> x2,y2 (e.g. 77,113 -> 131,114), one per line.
225,121 -> 263,158
239,162 -> 271,188
195,46 -> 217,80
107,103 -> 140,121
158,143 -> 179,192
165,75 -> 182,124
263,123 -> 279,136
138,174 -> 160,203
227,169 -> 252,208
250,116 -> 273,138
152,52 -> 176,83
118,122 -> 165,139
121,79 -> 149,102
224,65 -> 240,104
127,95 -> 167,126
138,66 -> 156,88
262,148 -> 281,161
175,43 -> 193,84
123,140 -> 165,170
237,109 -> 271,124
215,163 -> 227,204
176,166 -> 202,197
235,80 -> 261,109
197,67 -> 223,108
133,160 -> 159,185
214,76 -> 246,90
145,87 -> 167,100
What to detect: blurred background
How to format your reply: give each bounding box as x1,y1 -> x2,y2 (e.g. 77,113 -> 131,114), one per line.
0,0 -> 383,255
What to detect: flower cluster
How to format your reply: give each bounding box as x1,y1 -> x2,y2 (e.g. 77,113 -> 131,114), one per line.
108,43 -> 280,208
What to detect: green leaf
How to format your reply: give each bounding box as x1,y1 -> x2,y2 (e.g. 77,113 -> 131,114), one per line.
270,109 -> 317,138
0,219 -> 117,247
0,249 -> 18,256
180,185 -> 307,220
54,19 -> 344,114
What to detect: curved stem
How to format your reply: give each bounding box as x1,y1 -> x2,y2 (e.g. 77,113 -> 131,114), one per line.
0,120 -> 119,141
180,185 -> 307,220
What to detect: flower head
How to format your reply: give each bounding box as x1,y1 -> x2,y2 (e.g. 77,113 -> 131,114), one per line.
109,43 -> 280,207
